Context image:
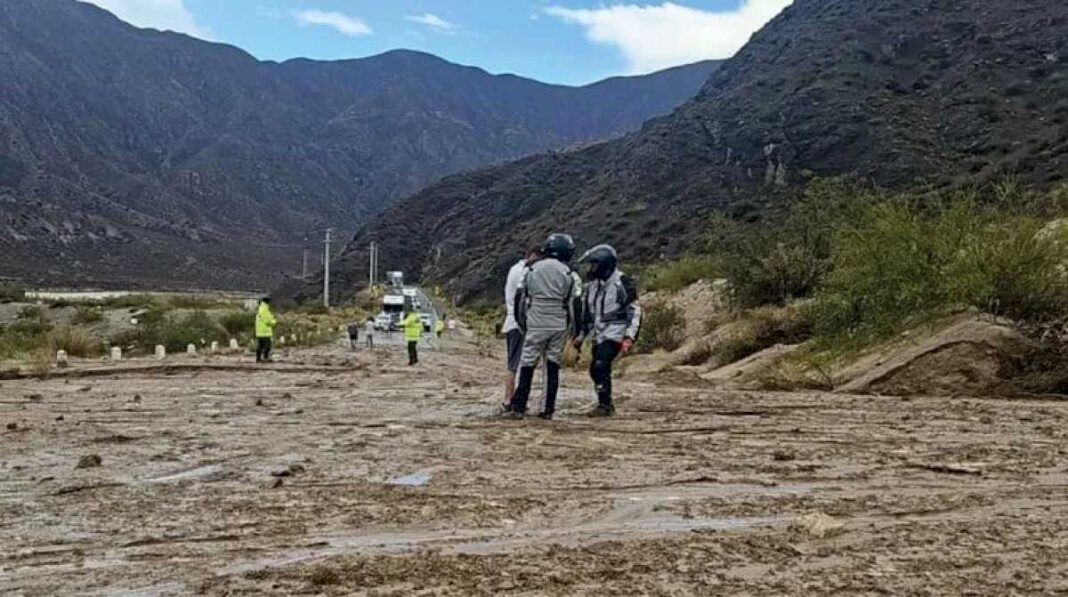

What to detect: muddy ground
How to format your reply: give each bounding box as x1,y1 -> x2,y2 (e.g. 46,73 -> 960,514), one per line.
2,332 -> 1068,595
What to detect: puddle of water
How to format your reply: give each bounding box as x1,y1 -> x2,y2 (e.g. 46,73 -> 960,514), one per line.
145,465 -> 223,484
387,471 -> 432,486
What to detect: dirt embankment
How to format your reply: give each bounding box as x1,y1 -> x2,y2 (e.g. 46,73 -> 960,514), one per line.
625,282 -> 1055,399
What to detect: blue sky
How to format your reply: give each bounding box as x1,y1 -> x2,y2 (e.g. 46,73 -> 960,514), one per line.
83,1 -> 792,85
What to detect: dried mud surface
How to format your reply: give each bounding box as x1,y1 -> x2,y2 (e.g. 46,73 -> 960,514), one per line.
2,334 -> 1068,595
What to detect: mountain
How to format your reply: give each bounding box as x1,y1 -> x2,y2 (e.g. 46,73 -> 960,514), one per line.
0,0 -> 718,290
325,0 -> 1068,304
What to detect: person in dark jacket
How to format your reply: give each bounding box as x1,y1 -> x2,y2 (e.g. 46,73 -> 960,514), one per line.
347,322 -> 360,350
574,245 -> 642,417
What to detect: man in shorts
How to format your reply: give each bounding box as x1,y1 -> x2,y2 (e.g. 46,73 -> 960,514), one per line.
504,234 -> 581,420
501,246 -> 541,409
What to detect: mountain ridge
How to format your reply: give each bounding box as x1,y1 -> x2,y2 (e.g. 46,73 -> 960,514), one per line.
0,0 -> 718,289
321,0 -> 1068,304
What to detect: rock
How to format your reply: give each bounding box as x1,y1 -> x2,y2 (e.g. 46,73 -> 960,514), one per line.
772,449 -> 796,462
272,478 -> 284,488
132,394 -> 142,403
271,464 -> 305,477
255,398 -> 264,406
76,454 -> 102,469
791,512 -> 845,538
6,422 -> 17,430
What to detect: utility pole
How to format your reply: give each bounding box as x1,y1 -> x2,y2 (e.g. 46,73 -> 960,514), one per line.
323,228 -> 333,308
301,249 -> 308,280
368,241 -> 379,288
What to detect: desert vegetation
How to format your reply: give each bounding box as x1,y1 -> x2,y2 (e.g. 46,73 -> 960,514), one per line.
637,178 -> 1068,379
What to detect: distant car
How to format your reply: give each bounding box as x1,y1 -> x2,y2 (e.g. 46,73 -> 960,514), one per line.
374,313 -> 392,331
420,313 -> 433,332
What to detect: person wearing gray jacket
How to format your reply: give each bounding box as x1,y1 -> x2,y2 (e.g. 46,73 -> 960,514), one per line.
574,245 -> 642,417
504,233 -> 582,420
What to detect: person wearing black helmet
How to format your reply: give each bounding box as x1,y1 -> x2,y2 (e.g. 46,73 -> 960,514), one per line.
574,244 -> 642,417
504,233 -> 583,420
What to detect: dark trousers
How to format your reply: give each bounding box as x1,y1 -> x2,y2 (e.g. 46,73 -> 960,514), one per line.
511,361 -> 561,415
590,341 -> 622,408
407,341 -> 418,365
256,337 -> 273,362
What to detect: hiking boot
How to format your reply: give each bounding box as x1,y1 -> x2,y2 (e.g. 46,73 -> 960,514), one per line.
501,410 -> 525,420
585,404 -> 615,418
537,412 -> 553,421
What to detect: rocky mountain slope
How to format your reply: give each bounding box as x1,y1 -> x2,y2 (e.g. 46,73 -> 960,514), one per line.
326,0 -> 1068,303
0,0 -> 717,289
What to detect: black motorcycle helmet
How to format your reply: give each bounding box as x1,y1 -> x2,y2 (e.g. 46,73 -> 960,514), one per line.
543,233 -> 576,262
578,244 -> 618,280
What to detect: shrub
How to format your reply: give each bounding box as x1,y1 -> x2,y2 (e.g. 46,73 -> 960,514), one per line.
112,310 -> 227,354
635,301 -> 685,353
72,306 -> 104,325
711,305 -> 814,366
709,177 -> 870,308
158,311 -> 225,352
19,305 -> 44,320
642,255 -> 723,293
0,309 -> 53,359
0,283 -> 24,303
46,326 -> 102,358
812,194 -> 1068,345
220,310 -> 256,339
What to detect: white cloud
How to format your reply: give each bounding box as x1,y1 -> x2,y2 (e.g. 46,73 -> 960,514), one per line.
405,13 -> 456,31
546,1 -> 793,74
82,0 -> 211,39
292,9 -> 372,37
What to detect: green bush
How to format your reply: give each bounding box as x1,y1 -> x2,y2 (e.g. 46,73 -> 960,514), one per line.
220,310 -> 256,339
635,301 -> 685,353
19,305 -> 44,320
0,309 -> 54,359
46,327 -> 102,358
111,310 -> 227,354
711,305 -> 814,366
72,306 -> 104,325
158,311 -> 226,353
642,255 -> 723,293
812,195 -> 1068,345
709,177 -> 870,308
0,283 -> 24,303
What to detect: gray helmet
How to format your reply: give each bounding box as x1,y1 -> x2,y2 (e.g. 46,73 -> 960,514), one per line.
543,233 -> 575,262
579,244 -> 618,280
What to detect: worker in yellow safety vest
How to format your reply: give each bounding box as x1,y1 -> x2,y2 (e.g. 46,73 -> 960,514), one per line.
255,298 -> 277,363
402,311 -> 423,365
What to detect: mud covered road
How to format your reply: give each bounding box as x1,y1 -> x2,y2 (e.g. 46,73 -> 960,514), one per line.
2,333 -> 1068,595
